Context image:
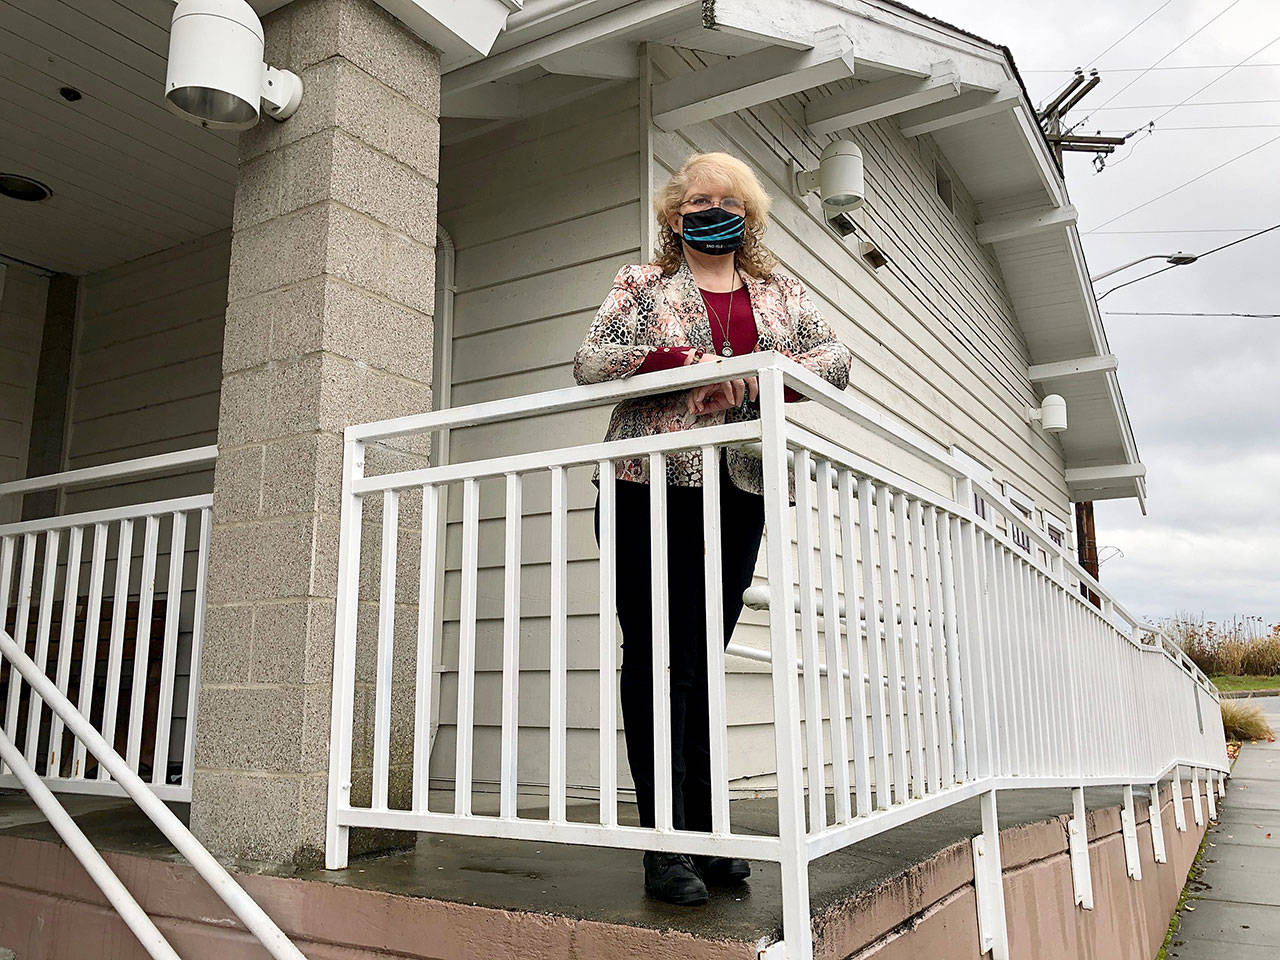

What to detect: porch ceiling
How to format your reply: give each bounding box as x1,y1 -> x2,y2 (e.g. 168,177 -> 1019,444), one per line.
0,0 -> 237,275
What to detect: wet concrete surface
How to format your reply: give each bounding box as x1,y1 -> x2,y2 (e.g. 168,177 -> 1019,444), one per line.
0,783 -> 1127,944
1170,696 -> 1280,960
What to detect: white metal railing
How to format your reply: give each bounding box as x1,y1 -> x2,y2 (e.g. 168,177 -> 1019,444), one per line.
0,448 -> 215,800
324,353 -> 1228,960
0,447 -> 312,959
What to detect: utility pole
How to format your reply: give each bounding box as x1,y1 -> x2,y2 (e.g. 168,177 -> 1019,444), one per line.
1037,68 -> 1129,172
1037,68 -> 1131,596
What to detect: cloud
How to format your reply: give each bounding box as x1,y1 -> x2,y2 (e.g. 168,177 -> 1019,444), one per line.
924,0 -> 1280,621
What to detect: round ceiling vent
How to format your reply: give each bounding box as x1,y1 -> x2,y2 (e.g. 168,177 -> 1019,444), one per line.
0,174 -> 53,202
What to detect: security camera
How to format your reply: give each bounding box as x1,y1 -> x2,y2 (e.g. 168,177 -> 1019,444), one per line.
1029,394 -> 1068,433
793,139 -> 865,212
165,0 -> 302,130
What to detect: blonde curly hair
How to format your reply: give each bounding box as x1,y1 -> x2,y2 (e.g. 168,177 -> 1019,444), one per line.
652,152 -> 776,279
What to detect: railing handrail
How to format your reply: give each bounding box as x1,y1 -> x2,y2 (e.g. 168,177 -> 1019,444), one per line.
0,625 -> 307,960
0,445 -> 218,499
0,493 -> 213,538
342,350 -> 1214,695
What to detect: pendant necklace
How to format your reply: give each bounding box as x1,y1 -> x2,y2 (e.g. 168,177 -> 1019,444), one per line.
704,269 -> 739,357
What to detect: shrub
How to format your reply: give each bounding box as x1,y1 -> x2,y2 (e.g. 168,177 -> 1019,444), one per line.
1165,615 -> 1280,677
1221,700 -> 1275,741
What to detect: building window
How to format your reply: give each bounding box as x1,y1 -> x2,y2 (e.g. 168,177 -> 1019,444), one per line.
974,492 -> 988,520
1047,525 -> 1065,548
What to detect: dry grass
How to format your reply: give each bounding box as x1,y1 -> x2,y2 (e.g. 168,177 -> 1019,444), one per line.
1165,614 -> 1280,677
1220,699 -> 1275,741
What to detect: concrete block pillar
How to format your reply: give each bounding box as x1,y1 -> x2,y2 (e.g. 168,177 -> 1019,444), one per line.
191,0 -> 440,869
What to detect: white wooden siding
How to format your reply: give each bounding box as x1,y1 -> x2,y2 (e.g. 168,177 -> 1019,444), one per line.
63,230 -> 229,514
0,262 -> 49,524
431,47 -> 1072,799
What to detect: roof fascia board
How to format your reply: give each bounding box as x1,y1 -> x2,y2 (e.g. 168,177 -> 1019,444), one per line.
804,62 -> 960,135
371,0 -> 520,61
442,0 -> 698,94
976,204 -> 1078,245
1028,354 -> 1118,383
896,81 -> 1020,136
1065,464 -> 1147,484
711,0 -> 1005,86
651,27 -> 857,130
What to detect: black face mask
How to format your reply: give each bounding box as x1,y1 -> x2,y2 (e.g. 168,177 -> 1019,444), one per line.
678,206 -> 746,255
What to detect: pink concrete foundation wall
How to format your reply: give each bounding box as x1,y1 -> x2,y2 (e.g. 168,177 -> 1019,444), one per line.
0,785 -> 1204,960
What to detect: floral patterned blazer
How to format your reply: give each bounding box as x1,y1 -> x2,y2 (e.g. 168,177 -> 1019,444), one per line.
573,258 -> 854,495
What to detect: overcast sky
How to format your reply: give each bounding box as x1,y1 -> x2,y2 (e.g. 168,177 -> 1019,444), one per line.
921,0 -> 1280,625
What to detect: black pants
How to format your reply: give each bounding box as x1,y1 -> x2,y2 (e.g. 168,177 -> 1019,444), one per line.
593,452 -> 765,832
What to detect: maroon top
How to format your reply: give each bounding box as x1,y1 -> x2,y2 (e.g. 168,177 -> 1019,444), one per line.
637,287 -> 801,400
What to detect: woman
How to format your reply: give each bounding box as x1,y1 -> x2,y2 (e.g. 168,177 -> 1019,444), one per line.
573,152 -> 854,906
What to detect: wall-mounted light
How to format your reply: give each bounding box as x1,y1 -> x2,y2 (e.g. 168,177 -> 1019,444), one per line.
165,0 -> 302,130
791,139 -> 865,212
1028,394 -> 1068,433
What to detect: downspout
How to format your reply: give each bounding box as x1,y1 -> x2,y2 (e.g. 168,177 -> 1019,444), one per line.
427,223 -> 456,759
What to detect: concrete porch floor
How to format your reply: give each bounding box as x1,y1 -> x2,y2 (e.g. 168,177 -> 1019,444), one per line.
0,783 -> 1132,948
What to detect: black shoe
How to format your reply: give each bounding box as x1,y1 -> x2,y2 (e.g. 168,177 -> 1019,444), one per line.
643,851 -> 709,905
692,855 -> 751,885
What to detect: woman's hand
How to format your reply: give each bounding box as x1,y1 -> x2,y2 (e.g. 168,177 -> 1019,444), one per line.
684,353 -> 759,416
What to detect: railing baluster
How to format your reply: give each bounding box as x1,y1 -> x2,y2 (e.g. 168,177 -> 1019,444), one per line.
372,489 -> 399,810
938,514 -> 966,782
857,479 -> 891,809
151,513 -> 186,786
100,518 -> 134,778
598,462 -> 618,827
701,446 -> 731,834
181,508 -> 210,790
25,529 -> 61,766
125,515 -> 160,773
837,471 -> 871,816
0,536 -> 13,745
816,459 -> 851,822
455,478 -> 480,817
893,493 -> 925,799
2,533 -> 37,769
1025,563 -> 1052,777
412,484 -> 440,813
73,523 -> 108,780
649,452 -> 673,832
794,450 -> 827,829
500,475 -> 522,820
47,525 -> 84,776
954,489 -> 994,780
549,466 -> 568,824
876,490 -> 908,803
908,499 -> 940,794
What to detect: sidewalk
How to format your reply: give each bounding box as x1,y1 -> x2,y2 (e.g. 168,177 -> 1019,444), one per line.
1169,697 -> 1280,959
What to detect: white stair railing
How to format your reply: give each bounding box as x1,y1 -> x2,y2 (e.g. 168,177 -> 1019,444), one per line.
0,624 -> 307,960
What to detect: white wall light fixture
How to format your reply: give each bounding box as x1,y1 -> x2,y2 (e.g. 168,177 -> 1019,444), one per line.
1029,394 -> 1068,433
165,0 -> 302,130
791,139 -> 865,212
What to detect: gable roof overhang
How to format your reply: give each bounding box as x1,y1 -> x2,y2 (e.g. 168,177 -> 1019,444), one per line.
418,0 -> 1146,507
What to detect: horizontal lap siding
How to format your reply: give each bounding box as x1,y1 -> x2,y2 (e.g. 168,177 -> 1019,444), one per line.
434,83 -> 663,793
64,231 -> 229,514
0,264 -> 49,524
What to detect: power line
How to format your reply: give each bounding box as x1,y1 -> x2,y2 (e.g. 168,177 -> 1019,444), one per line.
1090,228 -> 1269,234
1099,123 -> 1280,130
1106,311 -> 1280,317
1084,0 -> 1179,68
1086,133 -> 1280,230
1149,31 -> 1280,126
1070,0 -> 1248,132
1025,62 -> 1280,72
1094,222 -> 1280,299
1089,98 -> 1280,109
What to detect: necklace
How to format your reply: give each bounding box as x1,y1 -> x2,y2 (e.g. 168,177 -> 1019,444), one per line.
702,270 -> 739,357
